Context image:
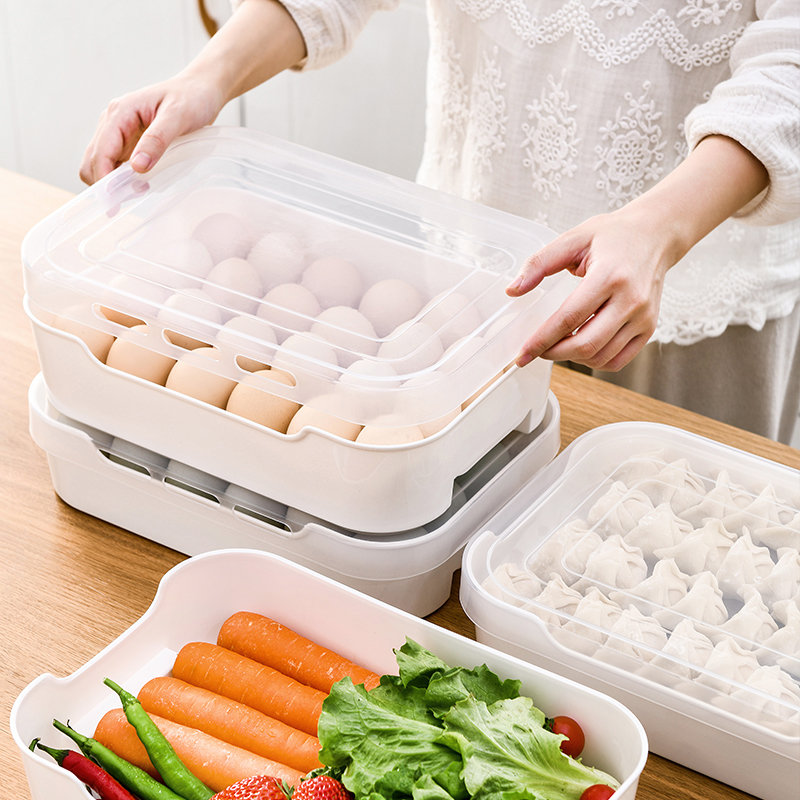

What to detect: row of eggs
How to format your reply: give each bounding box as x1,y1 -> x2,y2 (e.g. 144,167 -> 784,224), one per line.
50,309 -> 505,446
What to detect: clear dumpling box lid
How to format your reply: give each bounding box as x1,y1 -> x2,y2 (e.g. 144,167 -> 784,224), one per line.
22,126 -> 574,428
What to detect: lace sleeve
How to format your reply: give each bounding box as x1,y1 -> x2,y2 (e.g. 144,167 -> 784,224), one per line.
683,0 -> 800,226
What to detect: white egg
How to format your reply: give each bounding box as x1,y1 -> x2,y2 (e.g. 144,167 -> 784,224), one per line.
377,321 -> 444,375
217,315 -> 278,372
226,369 -> 300,433
359,279 -> 425,338
420,290 -> 483,348
247,231 -> 307,289
257,283 -> 321,339
153,238 -> 214,288
301,257 -> 363,309
286,396 -> 363,441
105,324 -> 176,385
191,212 -> 256,263
310,306 -> 378,361
100,274 -> 169,328
203,257 -> 263,317
165,346 -> 237,408
273,333 -> 339,380
157,288 -> 223,349
356,415 -> 425,446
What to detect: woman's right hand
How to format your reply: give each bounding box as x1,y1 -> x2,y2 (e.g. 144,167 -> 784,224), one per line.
79,74 -> 225,186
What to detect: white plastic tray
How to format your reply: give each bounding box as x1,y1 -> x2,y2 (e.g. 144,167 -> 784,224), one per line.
11,550 -> 647,800
29,372 -> 561,616
461,422 -> 800,800
28,303 -> 555,532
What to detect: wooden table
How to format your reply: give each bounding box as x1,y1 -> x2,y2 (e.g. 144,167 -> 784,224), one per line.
2,167 -> 797,800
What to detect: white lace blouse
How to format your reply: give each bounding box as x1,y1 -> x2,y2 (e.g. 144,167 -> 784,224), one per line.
278,0 -> 800,345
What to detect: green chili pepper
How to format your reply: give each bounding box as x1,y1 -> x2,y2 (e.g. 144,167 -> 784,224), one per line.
52,719 -> 186,800
104,678 -> 214,800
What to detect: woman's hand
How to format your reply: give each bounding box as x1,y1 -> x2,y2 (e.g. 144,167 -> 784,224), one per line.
78,0 -> 306,186
79,76 -> 224,186
508,134 -> 770,372
507,206 -> 671,371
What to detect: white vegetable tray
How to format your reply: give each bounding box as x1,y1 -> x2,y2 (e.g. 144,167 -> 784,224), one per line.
11,550 -> 648,800
460,422 -> 800,800
29,372 -> 561,617
27,301 -> 555,532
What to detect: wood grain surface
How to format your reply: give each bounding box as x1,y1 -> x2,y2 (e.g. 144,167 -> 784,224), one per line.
3,166 -> 795,800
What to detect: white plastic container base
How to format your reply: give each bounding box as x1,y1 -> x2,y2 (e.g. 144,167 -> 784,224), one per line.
28,303 -> 555,532
461,422 -> 800,800
29,372 -> 561,616
11,550 -> 647,800
22,126 -> 577,531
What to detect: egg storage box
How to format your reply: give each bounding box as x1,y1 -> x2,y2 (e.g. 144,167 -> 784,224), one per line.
29,369 -> 561,616
11,549 -> 648,800
460,422 -> 800,800
22,126 -> 575,532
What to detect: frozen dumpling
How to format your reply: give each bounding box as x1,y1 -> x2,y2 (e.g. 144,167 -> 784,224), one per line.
624,502 -> 692,560
611,558 -> 689,615
712,585 -> 778,645
586,482 -> 654,535
716,529 -> 775,599
573,534 -> 648,592
656,571 -> 728,629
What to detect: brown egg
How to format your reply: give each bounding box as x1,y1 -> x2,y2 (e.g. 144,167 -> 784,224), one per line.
286,398 -> 363,441
165,347 -> 237,408
247,231 -> 307,288
226,369 -> 300,433
203,257 -> 263,317
310,306 -> 378,360
420,290 -> 483,348
155,238 -> 214,288
191,212 -> 255,263
359,279 -> 424,338
257,283 -> 321,338
377,322 -> 444,374
105,325 -> 176,385
401,372 -> 461,438
52,312 -> 115,363
157,288 -> 223,350
301,257 -> 363,309
356,415 -> 425,446
216,315 -> 278,373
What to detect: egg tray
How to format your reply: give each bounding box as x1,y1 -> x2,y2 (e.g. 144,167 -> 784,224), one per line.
29,372 -> 561,617
27,302 -> 554,532
460,422 -> 800,800
11,550 -> 648,800
21,126 -> 575,433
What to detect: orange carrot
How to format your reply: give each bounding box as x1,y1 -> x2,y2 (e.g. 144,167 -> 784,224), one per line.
138,676 -> 322,774
217,611 -> 381,693
94,709 -> 303,792
172,642 -> 326,736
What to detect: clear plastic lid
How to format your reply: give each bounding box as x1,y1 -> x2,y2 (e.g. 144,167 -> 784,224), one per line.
481,423 -> 800,737
22,126 -> 572,427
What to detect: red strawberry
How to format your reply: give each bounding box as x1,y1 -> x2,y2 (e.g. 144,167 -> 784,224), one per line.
292,775 -> 352,800
212,775 -> 291,800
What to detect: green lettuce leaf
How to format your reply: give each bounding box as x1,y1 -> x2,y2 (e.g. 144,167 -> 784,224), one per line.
317,677 -> 462,800
439,695 -> 620,800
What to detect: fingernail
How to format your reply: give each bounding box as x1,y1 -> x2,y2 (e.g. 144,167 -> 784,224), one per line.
516,353 -> 533,368
507,276 -> 522,292
131,152 -> 151,171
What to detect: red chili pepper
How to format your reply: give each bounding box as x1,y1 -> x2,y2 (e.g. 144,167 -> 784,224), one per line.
33,739 -> 139,800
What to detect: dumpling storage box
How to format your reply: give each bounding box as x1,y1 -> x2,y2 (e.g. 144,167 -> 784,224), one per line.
22,126 -> 575,532
29,371 -> 561,616
461,422 -> 800,800
11,549 -> 648,800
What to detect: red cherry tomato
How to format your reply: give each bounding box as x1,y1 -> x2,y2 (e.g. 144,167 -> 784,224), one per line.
580,785 -> 615,800
550,715 -> 585,758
